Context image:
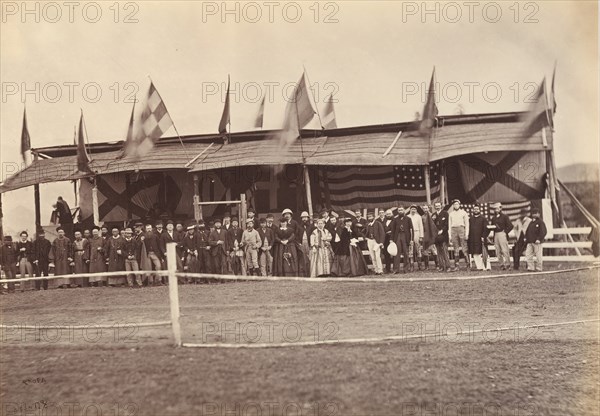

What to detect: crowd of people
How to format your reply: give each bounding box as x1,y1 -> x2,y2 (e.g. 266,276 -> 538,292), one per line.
0,200 -> 548,293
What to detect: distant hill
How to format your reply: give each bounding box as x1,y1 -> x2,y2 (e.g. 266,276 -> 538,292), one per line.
557,163 -> 599,183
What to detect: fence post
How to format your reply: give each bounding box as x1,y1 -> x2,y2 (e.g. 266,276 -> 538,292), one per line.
167,242 -> 182,347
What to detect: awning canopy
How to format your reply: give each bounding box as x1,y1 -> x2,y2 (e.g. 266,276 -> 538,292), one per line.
0,112 -> 551,193
0,156 -> 88,193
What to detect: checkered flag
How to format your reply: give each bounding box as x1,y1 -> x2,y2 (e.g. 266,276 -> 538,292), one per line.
127,82 -> 174,158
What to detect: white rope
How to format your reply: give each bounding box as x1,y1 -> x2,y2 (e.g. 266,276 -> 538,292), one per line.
182,319 -> 599,349
175,264 -> 600,284
1,269 -> 169,283
0,321 -> 172,330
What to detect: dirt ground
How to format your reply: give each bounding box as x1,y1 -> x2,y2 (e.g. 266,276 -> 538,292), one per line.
1,265 -> 598,416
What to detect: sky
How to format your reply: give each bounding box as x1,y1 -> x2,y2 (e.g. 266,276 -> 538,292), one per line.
0,0 -> 598,234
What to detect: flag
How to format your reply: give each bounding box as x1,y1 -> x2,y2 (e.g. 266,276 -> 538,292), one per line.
218,75 -> 230,134
521,77 -> 551,138
279,72 -> 316,149
126,82 -> 174,158
20,106 -> 31,165
403,68 -> 438,138
318,162 -> 442,209
77,111 -> 92,173
461,200 -> 534,223
120,100 -> 136,158
253,95 -> 265,129
322,93 -> 337,129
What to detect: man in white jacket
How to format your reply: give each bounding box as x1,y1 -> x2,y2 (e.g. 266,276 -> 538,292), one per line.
407,205 -> 424,270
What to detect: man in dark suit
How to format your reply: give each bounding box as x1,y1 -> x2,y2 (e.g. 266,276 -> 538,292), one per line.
257,217 -> 275,276
32,230 -> 52,290
160,220 -> 183,273
392,207 -> 414,274
209,219 -> 228,274
431,202 -> 451,272
365,211 -> 385,275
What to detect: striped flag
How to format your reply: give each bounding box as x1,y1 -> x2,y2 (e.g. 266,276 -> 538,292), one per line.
521,77 -> 551,138
318,162 -> 442,209
279,72 -> 316,149
322,93 -> 337,129
461,200 -> 532,223
127,82 -> 174,158
20,106 -> 31,165
253,95 -> 265,129
218,75 -> 230,134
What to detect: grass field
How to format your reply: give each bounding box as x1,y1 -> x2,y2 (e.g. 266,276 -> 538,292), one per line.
1,266 -> 598,416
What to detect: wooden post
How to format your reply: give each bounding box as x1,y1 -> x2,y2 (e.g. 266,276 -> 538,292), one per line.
34,185 -> 41,229
0,193 -> 3,240
193,174 -> 202,221
240,193 -> 247,222
167,242 -> 182,347
440,161 -> 447,205
92,178 -> 100,226
304,165 -> 314,218
33,153 -> 41,229
424,165 -> 431,205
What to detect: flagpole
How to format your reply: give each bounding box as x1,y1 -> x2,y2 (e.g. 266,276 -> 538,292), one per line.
294,81 -> 314,218
81,109 -> 93,161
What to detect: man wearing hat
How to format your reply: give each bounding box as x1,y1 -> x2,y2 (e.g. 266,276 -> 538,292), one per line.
32,230 -> 52,290
182,224 -> 200,277
257,217 -> 274,276
524,208 -> 547,271
382,209 -> 395,273
144,223 -> 164,285
227,217 -> 245,275
298,211 -> 314,273
448,199 -> 470,271
50,226 -> 73,289
392,207 -> 414,274
122,228 -> 143,288
161,220 -> 183,273
242,218 -> 261,275
1,235 -> 18,293
247,207 -> 258,226
106,227 -> 126,287
407,205 -> 424,271
195,220 -> 212,274
222,213 -> 231,231
365,211 -> 385,275
209,218 -> 228,274
490,203 -> 514,270
432,201 -> 451,272
88,227 -> 107,287
512,208 -> 531,270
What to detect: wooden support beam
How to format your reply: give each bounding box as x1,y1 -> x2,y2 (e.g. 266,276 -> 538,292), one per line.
304,165 -> 314,218
424,165 -> 431,205
193,174 -> 202,221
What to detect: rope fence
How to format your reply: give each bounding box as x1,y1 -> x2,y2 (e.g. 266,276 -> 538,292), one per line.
1,243 -> 598,348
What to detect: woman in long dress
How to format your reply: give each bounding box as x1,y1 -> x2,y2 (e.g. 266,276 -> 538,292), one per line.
309,219 -> 333,277
272,220 -> 300,277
